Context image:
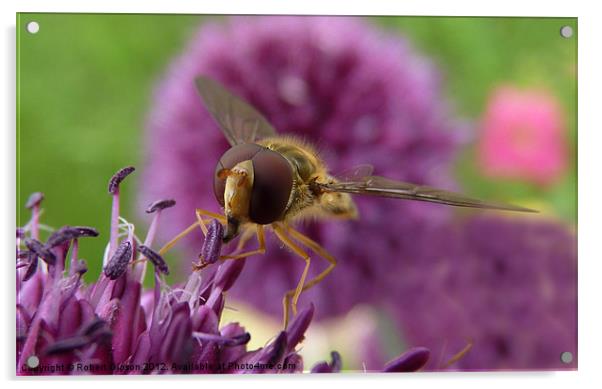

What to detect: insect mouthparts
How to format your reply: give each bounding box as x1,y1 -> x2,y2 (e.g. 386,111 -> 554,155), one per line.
223,216 -> 240,243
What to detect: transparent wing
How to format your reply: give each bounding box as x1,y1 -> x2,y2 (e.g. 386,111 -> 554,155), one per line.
195,76 -> 278,146
335,164 -> 374,181
319,175 -> 536,213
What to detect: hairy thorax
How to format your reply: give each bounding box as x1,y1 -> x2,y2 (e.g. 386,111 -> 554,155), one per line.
257,136 -> 357,223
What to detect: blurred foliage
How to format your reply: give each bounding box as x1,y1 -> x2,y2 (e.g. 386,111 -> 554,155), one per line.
17,14 -> 576,282
377,16 -> 577,221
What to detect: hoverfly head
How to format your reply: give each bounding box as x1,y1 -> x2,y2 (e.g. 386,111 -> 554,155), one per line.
219,160 -> 254,242
214,143 -> 294,243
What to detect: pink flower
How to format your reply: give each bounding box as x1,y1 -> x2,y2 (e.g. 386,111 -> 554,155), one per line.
478,86 -> 568,186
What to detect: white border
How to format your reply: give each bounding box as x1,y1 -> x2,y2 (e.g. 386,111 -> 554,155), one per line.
2,1 -> 600,389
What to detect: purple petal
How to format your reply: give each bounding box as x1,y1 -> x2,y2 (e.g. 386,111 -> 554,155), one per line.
129,331 -> 153,367
214,259 -> 245,291
286,303 -> 314,351
257,331 -> 287,366
16,304 -> 31,342
311,351 -> 341,373
57,298 -> 83,338
110,280 -> 143,364
18,273 -> 44,314
310,361 -> 331,373
282,353 -> 304,373
97,299 -> 121,330
160,302 -> 193,363
330,351 -> 342,372
192,305 -> 219,334
192,330 -> 250,347
216,323 -> 250,368
383,347 -> 430,372
22,252 -> 38,282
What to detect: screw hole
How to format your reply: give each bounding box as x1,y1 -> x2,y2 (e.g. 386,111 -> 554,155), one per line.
26,21 -> 40,34
560,25 -> 573,38
560,351 -> 573,364
26,355 -> 40,368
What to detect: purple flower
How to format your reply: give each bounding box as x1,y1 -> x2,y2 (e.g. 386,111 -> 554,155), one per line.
311,351 -> 342,373
140,16 -> 465,320
382,347 -> 430,373
18,167 -> 371,375
383,215 -> 577,370
311,348 -> 431,373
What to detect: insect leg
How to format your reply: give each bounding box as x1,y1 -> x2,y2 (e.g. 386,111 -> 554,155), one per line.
232,226 -> 256,254
285,226 -> 337,294
158,221 -> 201,256
195,208 -> 228,220
272,223 -> 311,328
157,208 -> 226,256
220,225 -> 265,260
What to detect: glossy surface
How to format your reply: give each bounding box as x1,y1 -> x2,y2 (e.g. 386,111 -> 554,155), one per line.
249,148 -> 294,224
213,143 -> 294,224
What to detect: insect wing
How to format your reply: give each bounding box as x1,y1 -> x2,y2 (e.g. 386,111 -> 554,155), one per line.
195,76 -> 278,145
334,164 -> 374,181
320,175 -> 536,213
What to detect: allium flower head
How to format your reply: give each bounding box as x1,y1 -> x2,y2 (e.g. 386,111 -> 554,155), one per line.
17,166 -> 421,375
16,167 -> 316,375
141,16 -> 466,319
385,215 -> 577,370
478,86 -> 568,186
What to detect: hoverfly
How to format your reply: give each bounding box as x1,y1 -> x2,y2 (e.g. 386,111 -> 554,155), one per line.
160,76 -> 535,328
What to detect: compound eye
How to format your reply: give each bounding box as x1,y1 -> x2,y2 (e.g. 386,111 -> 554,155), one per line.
213,143 -> 264,207
249,149 -> 293,224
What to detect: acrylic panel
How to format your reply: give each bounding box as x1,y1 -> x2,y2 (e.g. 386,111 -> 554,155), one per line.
16,13 -> 577,375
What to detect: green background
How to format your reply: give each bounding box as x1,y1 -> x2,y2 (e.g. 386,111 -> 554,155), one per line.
17,14 -> 577,282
